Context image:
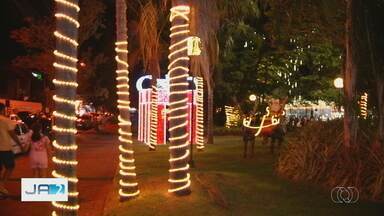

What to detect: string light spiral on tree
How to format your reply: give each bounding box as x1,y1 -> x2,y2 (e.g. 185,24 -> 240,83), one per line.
167,4 -> 191,195
149,85 -> 158,150
115,0 -> 139,200
196,77 -> 204,150
52,0 -> 80,215
225,106 -> 240,128
360,92 -> 368,119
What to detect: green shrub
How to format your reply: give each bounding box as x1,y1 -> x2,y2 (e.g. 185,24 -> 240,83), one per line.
277,120 -> 384,202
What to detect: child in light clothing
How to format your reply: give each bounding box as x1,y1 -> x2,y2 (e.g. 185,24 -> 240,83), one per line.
29,123 -> 52,178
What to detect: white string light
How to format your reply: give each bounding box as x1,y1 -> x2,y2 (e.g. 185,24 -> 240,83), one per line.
360,92 -> 368,119
52,156 -> 78,166
149,85 -> 158,150
225,106 -> 240,128
52,0 -> 80,214
52,140 -> 78,151
167,5 -> 191,195
243,107 -> 284,137
114,7 -> 139,197
52,170 -> 78,183
196,77 -> 204,150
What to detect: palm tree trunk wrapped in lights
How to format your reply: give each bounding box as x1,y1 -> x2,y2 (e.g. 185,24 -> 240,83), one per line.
167,0 -> 191,196
52,0 -> 80,215
149,85 -> 158,150
115,0 -> 139,201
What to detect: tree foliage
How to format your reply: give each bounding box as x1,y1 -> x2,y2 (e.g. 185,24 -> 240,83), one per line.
10,0 -> 106,77
215,0 -> 345,113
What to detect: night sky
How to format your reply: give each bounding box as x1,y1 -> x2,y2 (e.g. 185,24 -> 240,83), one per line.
0,0 -> 52,95
0,0 -> 117,96
1,0 -> 52,63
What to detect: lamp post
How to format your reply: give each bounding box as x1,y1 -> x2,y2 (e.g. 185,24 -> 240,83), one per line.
249,94 -> 257,113
334,77 -> 343,113
249,94 -> 257,102
334,77 -> 344,89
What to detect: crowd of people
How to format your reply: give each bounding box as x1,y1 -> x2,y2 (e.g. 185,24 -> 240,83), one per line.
285,116 -> 320,131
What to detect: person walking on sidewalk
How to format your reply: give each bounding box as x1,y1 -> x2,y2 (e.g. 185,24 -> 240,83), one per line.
29,122 -> 52,178
0,103 -> 21,196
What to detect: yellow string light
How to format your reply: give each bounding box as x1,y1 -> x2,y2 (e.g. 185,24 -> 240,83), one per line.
53,79 -> 79,87
52,140 -> 78,151
53,50 -> 78,63
167,5 -> 191,195
54,13 -> 80,28
53,62 -> 78,73
55,0 -> 80,11
52,156 -> 78,166
115,37 -> 139,199
243,107 -> 283,137
196,77 -> 204,150
225,106 -> 240,128
53,95 -> 77,106
54,31 -> 79,47
149,85 -> 158,150
52,202 -> 80,211
52,170 -> 78,183
52,125 -> 77,134
360,92 -> 368,119
52,0 -> 80,214
52,111 -> 77,121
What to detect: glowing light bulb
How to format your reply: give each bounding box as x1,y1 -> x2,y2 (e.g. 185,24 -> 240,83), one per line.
196,77 -> 204,150
360,93 -> 368,119
149,85 -> 158,150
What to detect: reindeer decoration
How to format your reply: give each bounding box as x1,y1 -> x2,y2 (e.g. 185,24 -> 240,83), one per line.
242,97 -> 287,156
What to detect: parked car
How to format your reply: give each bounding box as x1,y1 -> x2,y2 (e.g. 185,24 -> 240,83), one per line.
11,123 -> 32,155
9,114 -> 22,123
76,115 -> 94,130
38,114 -> 53,137
96,115 -> 119,134
17,111 -> 33,126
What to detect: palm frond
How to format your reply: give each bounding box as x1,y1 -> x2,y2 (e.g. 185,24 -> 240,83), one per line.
138,1 -> 161,78
190,0 -> 220,86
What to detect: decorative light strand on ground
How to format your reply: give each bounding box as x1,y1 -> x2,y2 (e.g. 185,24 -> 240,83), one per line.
52,0 -> 80,215
196,77 -> 204,150
360,92 -> 368,119
167,4 -> 191,195
115,0 -> 139,201
149,85 -> 158,150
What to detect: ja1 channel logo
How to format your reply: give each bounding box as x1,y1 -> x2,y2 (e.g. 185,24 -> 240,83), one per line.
21,178 -> 68,202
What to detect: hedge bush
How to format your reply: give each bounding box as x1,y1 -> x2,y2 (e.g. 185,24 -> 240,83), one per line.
277,120 -> 384,202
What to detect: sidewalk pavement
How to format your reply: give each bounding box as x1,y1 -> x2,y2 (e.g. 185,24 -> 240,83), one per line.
0,133 -> 119,216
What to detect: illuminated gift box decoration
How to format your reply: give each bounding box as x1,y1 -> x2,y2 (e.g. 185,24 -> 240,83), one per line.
136,74 -> 199,145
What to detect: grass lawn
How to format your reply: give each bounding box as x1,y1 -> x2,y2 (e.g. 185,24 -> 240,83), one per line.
103,136 -> 383,216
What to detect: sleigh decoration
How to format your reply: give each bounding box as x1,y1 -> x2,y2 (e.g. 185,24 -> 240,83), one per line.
243,98 -> 287,137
